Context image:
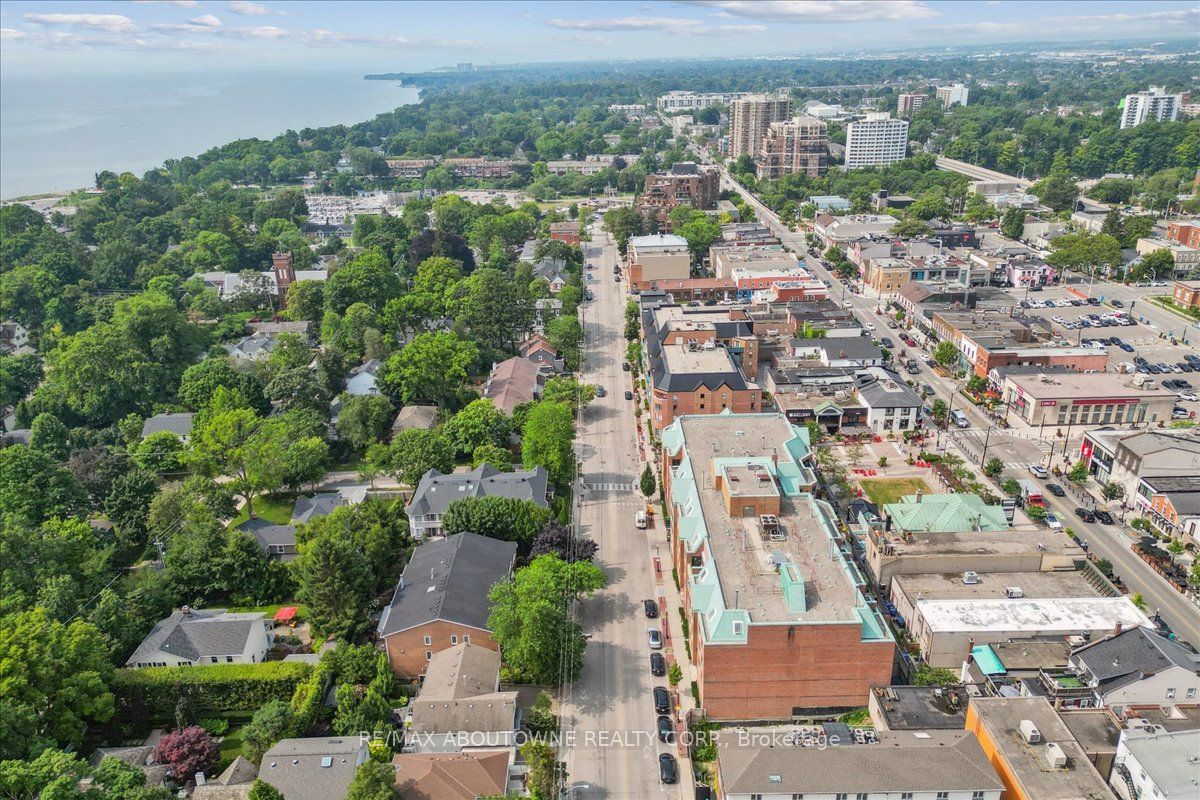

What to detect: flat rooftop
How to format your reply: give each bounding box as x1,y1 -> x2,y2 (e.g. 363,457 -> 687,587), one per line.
893,571 -> 1101,604
871,685 -> 969,730
677,414 -> 858,624
1124,704 -> 1200,732
1057,710 -> 1120,759
917,596 -> 1150,634
875,526 -> 1082,558
662,344 -> 743,375
969,697 -> 1114,800
1008,372 -> 1175,399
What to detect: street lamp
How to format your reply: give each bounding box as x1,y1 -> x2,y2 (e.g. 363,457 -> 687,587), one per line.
978,424 -> 996,468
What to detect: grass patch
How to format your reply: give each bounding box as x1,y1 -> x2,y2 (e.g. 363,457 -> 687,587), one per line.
218,726 -> 246,770
860,477 -> 931,506
227,494 -> 296,530
223,603 -> 310,621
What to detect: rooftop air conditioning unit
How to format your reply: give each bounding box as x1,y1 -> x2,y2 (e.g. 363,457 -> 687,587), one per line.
1044,742 -> 1067,769
962,571 -> 980,585
1005,586 -> 1024,599
1020,720 -> 1042,744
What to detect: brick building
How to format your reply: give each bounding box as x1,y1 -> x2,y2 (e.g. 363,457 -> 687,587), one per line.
755,115 -> 828,178
547,220 -> 580,245
635,162 -> 719,227
1166,220 -> 1200,249
661,413 -> 894,720
1171,279 -> 1200,309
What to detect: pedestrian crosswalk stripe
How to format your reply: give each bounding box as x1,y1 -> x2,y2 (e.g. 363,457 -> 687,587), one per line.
582,482 -> 635,492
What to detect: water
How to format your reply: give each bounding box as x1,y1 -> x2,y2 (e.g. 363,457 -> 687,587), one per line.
0,70 -> 420,199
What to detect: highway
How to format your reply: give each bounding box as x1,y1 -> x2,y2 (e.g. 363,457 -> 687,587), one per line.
934,155 -> 1032,189
560,228 -> 681,799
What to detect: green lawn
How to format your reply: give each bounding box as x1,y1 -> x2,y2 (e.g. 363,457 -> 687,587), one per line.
226,494 -> 296,530
860,477 -> 931,506
218,727 -> 246,770
224,603 -> 310,622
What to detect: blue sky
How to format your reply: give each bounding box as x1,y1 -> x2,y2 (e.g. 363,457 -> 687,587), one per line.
1,1 -> 1197,75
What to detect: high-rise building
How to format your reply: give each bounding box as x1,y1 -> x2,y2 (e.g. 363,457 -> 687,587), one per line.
729,94 -> 792,159
756,116 -> 829,179
634,162 -> 720,227
1120,86 -> 1182,128
896,93 -> 928,117
844,113 -> 909,169
935,83 -> 969,108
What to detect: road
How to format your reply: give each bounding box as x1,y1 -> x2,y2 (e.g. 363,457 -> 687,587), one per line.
934,155 -> 1032,189
560,229 -> 679,799
708,160 -> 1200,649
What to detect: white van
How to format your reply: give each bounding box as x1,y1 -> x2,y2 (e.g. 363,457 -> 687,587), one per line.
950,409 -> 970,428
634,511 -> 648,529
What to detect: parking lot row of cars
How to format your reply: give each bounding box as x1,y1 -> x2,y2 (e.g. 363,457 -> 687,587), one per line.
642,599 -> 679,785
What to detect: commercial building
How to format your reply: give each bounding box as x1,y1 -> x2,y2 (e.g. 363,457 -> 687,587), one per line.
1083,429 -> 1200,514
377,532 -> 518,678
635,162 -> 719,227
813,213 -> 899,244
790,337 -> 885,368
844,113 -> 909,169
936,83 -> 970,108
715,729 -> 1003,800
1166,219 -> 1200,249
755,115 -> 828,178
627,233 -> 692,288
547,220 -> 580,245
1111,728 -> 1200,800
1001,373 -> 1176,428
864,254 -> 970,295
857,373 -> 923,433
709,245 -> 798,279
649,344 -> 760,429
809,194 -> 852,212
1137,238 -> 1200,274
896,92 -> 928,117
1120,86 -> 1182,128
657,90 -> 744,112
966,696 -> 1116,800
729,94 -> 792,159
868,684 -> 970,731
661,413 -> 894,720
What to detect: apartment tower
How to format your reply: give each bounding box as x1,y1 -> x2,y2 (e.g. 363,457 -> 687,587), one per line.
729,94 -> 792,159
756,116 -> 829,179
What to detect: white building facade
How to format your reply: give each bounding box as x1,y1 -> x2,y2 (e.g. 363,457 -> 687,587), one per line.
844,114 -> 910,169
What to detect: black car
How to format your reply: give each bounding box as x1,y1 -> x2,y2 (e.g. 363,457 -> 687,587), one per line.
1182,363 -> 1195,373
658,754 -> 678,784
650,652 -> 666,676
1046,483 -> 1066,497
657,715 -> 674,743
1094,510 -> 1115,525
653,686 -> 670,714
1074,507 -> 1096,523
1087,297 -> 1102,305
644,599 -> 659,619
622,361 -> 631,371
624,390 -> 633,400
1111,299 -> 1124,307
880,337 -> 895,349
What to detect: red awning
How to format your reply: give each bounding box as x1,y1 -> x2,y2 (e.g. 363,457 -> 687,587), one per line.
273,606 -> 298,622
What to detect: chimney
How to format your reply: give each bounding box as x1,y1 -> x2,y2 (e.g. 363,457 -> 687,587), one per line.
914,489 -> 923,503
1113,621 -> 1123,638
181,605 -> 191,617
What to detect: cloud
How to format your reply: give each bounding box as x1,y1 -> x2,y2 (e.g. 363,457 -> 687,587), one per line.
1058,8 -> 1200,24
680,1 -> 938,23
557,32 -> 616,47
130,0 -> 199,7
1,27 -> 28,40
190,14 -> 223,28
546,16 -> 766,35
923,20 -> 1025,37
221,25 -> 288,39
227,1 -> 278,15
23,13 -> 138,34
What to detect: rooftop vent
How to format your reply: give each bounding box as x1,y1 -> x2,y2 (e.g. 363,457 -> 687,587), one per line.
1020,719 -> 1042,744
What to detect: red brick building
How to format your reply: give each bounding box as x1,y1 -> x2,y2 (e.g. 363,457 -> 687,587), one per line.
1167,221 -> 1200,249
548,221 -> 580,246
1172,279 -> 1200,310
634,162 -> 719,227
660,413 -> 895,720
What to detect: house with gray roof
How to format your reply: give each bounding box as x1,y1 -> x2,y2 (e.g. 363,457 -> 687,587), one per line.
790,336 -> 884,367
226,331 -> 285,362
239,517 -> 299,562
377,532 -> 517,677
256,738 -> 368,800
291,492 -> 346,526
1069,626 -> 1200,712
856,372 -> 923,433
140,412 -> 194,442
404,642 -> 519,752
391,404 -> 439,434
406,464 -> 550,539
126,607 -> 272,668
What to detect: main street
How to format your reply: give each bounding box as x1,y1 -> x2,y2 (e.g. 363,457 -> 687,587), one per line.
707,157 -> 1200,649
560,227 -> 679,798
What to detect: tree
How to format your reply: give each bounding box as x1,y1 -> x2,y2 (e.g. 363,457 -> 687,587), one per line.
640,464 -> 657,498
0,445 -> 87,524
266,367 -> 330,414
521,401 -> 575,489
241,701 -> 296,765
188,408 -> 283,517
1026,504 -> 1047,522
294,527 -> 375,640
387,428 -> 454,486
336,394 -> 395,452
380,332 -> 478,408
134,430 -> 188,476
891,218 -> 933,238
331,683 -> 394,737
522,739 -> 564,800
1001,478 -> 1021,497
471,443 -> 513,471
541,376 -> 595,408
984,458 -> 1004,479
248,780 -> 287,800
345,760 -> 398,800
178,356 -> 266,414
1067,460 -> 1089,484
932,341 -> 959,368
442,496 -> 553,546
0,608 -> 115,759
544,315 -> 583,371
487,555 -> 606,685
529,521 -> 598,563
293,499 -> 410,593
29,412 -> 70,460
153,726 -> 219,783
457,267 -> 533,354
285,280 -> 325,325
441,398 -> 509,457
1101,481 -> 1125,501
324,251 -> 402,315
668,662 -> 683,687
1046,232 -> 1123,278
1137,248 -> 1175,282
104,469 -> 159,547
930,399 -> 949,426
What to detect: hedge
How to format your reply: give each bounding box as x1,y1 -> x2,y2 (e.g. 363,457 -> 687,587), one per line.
112,661 -> 314,725
290,660 -> 333,735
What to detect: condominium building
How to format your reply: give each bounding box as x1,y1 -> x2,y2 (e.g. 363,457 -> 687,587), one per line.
844,113 -> 909,169
755,115 -> 828,178
1120,86 -> 1182,128
936,83 -> 970,108
634,162 -> 720,227
896,92 -> 928,117
729,94 -> 792,159
656,90 -> 745,112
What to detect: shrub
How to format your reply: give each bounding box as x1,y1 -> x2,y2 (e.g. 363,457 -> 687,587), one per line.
112,662 -> 313,725
197,717 -> 230,736
153,726 -> 219,782
290,660 -> 333,736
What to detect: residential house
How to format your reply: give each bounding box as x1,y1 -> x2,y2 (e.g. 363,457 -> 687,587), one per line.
192,756 -> 258,800
548,220 -> 580,245
256,738 -> 368,800
240,517 -> 299,563
126,607 -> 272,668
1069,626 -> 1200,712
344,360 -> 382,396
226,332 -> 285,362
140,412 -> 194,442
482,356 -> 544,415
405,464 -> 551,539
377,532 -> 518,677
856,373 -> 923,433
392,750 -> 512,800
404,643 -> 519,752
291,492 -> 348,525
392,405 -> 439,435
0,320 -> 32,356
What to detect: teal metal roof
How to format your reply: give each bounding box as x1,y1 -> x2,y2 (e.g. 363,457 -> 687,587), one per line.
972,645 -> 1006,676
885,493 -> 1010,533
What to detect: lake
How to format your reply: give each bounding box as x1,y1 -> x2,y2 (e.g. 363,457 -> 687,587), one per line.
0,69 -> 420,199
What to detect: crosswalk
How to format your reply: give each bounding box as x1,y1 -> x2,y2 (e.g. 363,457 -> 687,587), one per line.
581,482 -> 636,492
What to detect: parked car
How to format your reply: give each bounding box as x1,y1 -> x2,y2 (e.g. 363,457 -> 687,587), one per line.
881,337 -> 895,349
1045,512 -> 1063,530
1046,482 -> 1066,497
1074,507 -> 1096,523
1180,392 -> 1198,402
624,390 -> 634,400
1111,299 -> 1124,307
1174,408 -> 1191,419
653,686 -> 670,714
650,652 -> 665,676
644,599 -> 659,618
658,754 -> 678,784
595,385 -> 606,397
1094,510 -> 1115,525
623,361 -> 631,372
657,715 -> 674,743
647,628 -> 662,649
1029,465 -> 1050,479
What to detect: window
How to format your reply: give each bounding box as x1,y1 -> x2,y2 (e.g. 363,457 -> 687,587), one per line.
936,793 -> 949,800
1187,688 -> 1196,699
1166,687 -> 1177,699
423,635 -> 432,646
835,794 -> 847,800
450,635 -> 458,645
901,794 -> 913,800
425,651 -> 432,660
856,794 -> 869,800
792,795 -> 804,800
226,656 -> 234,663
463,635 -> 470,644
972,792 -> 986,800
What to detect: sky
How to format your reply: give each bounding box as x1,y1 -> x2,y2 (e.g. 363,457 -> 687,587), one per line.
1,0 -> 1197,76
